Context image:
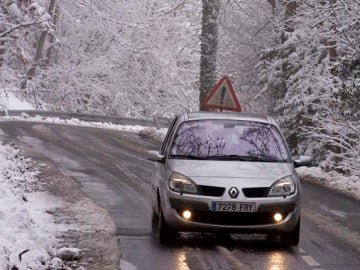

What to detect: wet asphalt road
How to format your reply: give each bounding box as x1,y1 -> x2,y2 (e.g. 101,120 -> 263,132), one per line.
1,121 -> 359,270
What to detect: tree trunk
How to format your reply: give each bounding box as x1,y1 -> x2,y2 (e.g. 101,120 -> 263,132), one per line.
45,4 -> 60,66
285,1 -> 297,32
0,14 -> 7,68
24,0 -> 57,84
199,0 -> 220,110
0,36 -> 6,68
328,0 -> 337,62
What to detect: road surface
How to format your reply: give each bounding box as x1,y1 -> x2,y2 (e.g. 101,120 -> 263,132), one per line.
1,121 -> 359,270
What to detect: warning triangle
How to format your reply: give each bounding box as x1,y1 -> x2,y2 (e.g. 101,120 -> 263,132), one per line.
202,76 -> 241,112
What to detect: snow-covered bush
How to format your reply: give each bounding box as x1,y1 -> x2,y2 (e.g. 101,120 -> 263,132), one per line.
0,142 -> 66,269
0,0 -> 55,108
27,0 -> 201,118
258,0 -> 359,177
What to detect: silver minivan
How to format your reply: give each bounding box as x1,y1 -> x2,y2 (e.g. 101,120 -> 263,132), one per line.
148,112 -> 311,246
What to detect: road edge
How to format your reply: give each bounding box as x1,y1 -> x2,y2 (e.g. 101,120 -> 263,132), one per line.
1,128 -> 122,270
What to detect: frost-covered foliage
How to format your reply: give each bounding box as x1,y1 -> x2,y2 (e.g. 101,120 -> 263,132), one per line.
0,0 -> 54,107
258,0 -> 359,176
217,0 -> 273,112
26,0 -> 201,117
1,1 -> 201,117
303,60 -> 359,176
2,1 -> 358,176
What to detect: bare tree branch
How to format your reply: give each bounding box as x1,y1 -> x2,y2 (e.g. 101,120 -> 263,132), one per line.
0,19 -> 49,38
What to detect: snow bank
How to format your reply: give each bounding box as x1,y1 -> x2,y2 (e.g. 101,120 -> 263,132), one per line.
296,166 -> 360,200
0,142 -> 68,269
0,92 -> 35,110
4,113 -> 168,139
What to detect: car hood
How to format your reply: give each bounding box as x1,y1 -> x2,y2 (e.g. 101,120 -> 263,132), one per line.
167,159 -> 294,181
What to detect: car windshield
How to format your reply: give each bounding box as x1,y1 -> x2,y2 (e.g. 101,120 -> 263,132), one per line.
169,120 -> 291,162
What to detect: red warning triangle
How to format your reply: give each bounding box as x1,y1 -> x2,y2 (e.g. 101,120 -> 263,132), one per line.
202,76 -> 241,112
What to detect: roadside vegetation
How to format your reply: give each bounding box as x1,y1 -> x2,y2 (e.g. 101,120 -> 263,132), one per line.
1,0 -> 359,177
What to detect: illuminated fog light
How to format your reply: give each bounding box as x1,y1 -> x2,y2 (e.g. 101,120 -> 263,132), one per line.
274,213 -> 283,222
182,210 -> 192,220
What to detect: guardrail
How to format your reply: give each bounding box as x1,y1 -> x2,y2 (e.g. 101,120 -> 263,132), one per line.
0,110 -> 171,129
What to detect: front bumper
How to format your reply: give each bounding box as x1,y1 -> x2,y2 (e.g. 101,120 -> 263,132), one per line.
162,193 -> 301,233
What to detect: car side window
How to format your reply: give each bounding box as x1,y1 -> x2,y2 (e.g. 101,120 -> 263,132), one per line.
160,117 -> 178,155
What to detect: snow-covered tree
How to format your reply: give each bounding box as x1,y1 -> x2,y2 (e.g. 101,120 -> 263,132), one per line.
258,0 -> 359,176
2,0 -> 357,177
216,0 -> 273,112
199,0 -> 220,110
0,0 -> 56,109
28,0 -> 201,117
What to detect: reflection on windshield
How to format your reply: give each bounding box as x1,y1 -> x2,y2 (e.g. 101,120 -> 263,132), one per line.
170,120 -> 290,162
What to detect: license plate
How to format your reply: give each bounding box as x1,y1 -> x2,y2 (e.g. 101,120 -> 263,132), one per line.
211,202 -> 256,212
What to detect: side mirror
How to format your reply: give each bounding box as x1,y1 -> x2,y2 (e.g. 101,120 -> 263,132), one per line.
147,150 -> 165,163
294,155 -> 312,168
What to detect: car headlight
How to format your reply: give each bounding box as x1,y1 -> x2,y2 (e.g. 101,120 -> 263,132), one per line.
169,172 -> 198,194
268,176 -> 295,197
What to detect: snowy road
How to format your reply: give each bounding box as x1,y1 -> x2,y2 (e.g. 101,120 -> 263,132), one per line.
1,121 -> 359,270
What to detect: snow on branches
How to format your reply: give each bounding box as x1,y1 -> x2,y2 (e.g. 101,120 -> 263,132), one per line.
0,0 -> 57,109
29,0 -> 201,117
258,0 -> 359,177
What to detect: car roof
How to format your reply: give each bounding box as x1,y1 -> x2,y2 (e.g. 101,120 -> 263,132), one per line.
180,111 -> 277,125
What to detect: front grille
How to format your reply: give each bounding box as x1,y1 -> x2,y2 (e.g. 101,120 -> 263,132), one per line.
198,185 -> 225,197
182,211 -> 290,226
242,187 -> 269,198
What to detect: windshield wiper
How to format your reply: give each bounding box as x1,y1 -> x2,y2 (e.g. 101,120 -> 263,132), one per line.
215,155 -> 282,162
170,155 -> 250,161
211,155 -> 251,161
170,155 -> 209,160
170,154 -> 286,162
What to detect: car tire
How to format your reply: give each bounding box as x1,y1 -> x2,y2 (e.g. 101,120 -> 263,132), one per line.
281,218 -> 300,246
157,202 -> 177,244
151,209 -> 159,233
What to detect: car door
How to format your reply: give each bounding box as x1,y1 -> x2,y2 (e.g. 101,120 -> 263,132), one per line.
152,116 -> 178,209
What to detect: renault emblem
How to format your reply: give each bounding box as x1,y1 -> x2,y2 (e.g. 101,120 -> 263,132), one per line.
229,187 -> 239,198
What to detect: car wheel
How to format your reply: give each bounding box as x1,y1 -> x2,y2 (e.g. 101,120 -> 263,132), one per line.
157,202 -> 177,244
151,209 -> 159,233
281,219 -> 300,246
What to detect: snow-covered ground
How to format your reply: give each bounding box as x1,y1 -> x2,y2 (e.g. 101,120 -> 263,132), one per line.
0,115 -> 163,270
0,92 -> 35,111
0,142 -> 61,269
0,95 -> 358,269
0,136 -> 93,269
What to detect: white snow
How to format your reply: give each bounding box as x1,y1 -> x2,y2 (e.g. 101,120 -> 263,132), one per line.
0,92 -> 35,110
0,95 -> 358,269
296,166 -> 360,200
0,142 -> 70,269
7,3 -> 22,19
4,113 -> 168,136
